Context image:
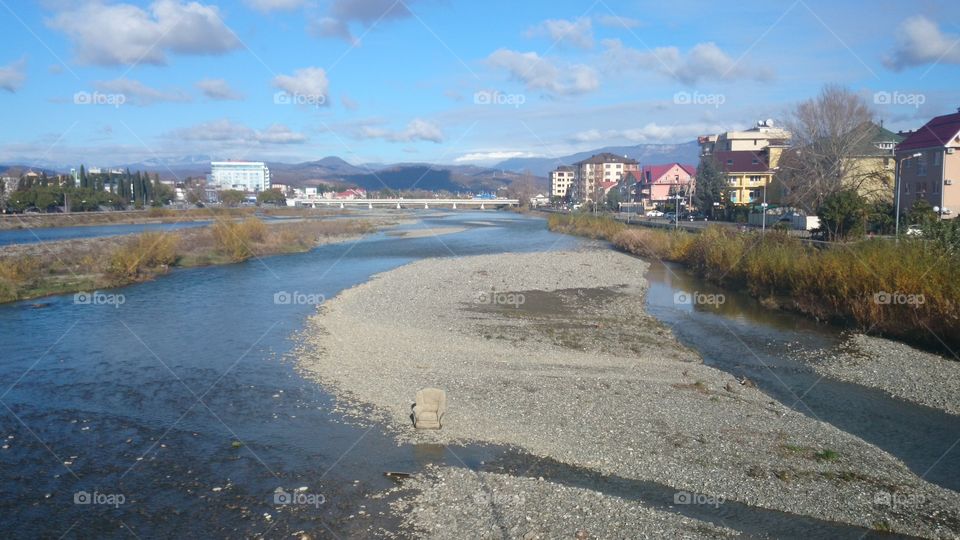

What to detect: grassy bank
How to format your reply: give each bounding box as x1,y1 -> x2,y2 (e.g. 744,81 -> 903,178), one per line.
0,217 -> 375,303
0,206 -> 341,230
548,214 -> 959,350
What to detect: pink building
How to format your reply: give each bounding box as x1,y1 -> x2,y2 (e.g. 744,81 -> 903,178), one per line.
633,163 -> 696,208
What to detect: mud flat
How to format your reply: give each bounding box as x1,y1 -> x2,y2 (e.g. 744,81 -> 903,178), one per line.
298,249 -> 960,538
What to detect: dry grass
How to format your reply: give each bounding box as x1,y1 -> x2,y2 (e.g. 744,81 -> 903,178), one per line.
0,217 -> 377,304
549,214 -> 960,349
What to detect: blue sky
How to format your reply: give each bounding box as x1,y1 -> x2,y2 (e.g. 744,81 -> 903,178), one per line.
0,0 -> 958,169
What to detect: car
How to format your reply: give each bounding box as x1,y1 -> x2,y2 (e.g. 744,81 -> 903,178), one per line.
688,213 -> 706,221
645,210 -> 664,217
906,225 -> 923,237
664,212 -> 676,220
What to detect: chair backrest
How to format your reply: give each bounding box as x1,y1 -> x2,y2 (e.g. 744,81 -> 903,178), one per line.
416,388 -> 446,414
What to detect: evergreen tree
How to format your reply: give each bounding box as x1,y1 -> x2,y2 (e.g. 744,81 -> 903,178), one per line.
80,165 -> 88,189
693,157 -> 726,220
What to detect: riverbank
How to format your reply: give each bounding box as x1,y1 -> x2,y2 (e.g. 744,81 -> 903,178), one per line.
0,216 -> 391,303
0,206 -> 345,230
297,249 -> 960,538
547,213 -> 960,352
795,334 -> 960,416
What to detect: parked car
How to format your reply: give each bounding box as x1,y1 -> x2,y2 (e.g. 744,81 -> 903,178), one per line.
645,210 -> 664,217
688,213 -> 706,221
906,225 -> 923,236
664,212 -> 676,220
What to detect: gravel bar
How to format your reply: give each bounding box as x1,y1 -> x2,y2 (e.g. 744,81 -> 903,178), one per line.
297,249 -> 960,538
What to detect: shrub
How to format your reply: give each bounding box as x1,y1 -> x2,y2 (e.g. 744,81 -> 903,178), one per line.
107,232 -> 179,277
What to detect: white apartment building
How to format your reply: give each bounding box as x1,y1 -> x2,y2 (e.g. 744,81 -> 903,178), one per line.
209,161 -> 271,192
572,153 -> 639,202
550,166 -> 575,199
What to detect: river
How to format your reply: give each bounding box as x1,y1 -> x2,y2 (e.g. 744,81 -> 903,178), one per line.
0,211 -> 952,538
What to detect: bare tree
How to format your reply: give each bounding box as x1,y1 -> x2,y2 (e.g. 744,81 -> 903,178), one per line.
777,85 -> 875,213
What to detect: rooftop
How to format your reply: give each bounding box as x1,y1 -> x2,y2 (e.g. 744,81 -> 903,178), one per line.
576,152 -> 638,165
712,151 -> 770,173
896,110 -> 960,152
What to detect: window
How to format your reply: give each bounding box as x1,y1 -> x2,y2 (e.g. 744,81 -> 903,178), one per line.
752,158 -> 759,165
728,176 -> 738,185
935,152 -> 942,166
726,159 -> 734,166
916,182 -> 926,194
728,190 -> 738,202
933,181 -> 940,194
918,156 -> 927,176
749,176 -> 763,183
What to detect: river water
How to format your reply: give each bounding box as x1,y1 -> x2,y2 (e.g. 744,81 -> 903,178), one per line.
0,211 -> 951,538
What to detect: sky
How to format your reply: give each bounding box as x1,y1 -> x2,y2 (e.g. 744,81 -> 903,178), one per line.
0,0 -> 958,169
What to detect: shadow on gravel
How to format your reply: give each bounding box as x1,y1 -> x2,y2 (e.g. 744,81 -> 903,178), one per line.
477,448 -> 916,539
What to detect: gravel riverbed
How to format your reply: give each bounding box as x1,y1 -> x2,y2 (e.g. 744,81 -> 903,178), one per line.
297,248 -> 960,538
796,334 -> 960,416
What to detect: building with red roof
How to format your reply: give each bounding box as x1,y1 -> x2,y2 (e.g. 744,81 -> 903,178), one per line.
632,163 -> 696,209
895,109 -> 960,219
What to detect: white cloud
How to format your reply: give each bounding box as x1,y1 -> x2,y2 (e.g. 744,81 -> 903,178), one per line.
601,39 -> 772,85
0,58 -> 27,92
486,49 -> 599,96
196,78 -> 243,100
595,14 -> 642,29
243,0 -> 306,12
310,0 -> 415,43
454,151 -> 540,163
167,119 -> 307,145
272,67 -> 330,105
525,18 -> 593,49
884,15 -> 960,71
359,118 -> 444,143
569,122 -> 726,144
94,78 -> 192,105
46,0 -> 240,66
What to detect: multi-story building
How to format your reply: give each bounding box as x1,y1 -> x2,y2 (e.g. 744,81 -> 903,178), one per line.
895,108 -> 960,220
631,163 -> 697,209
572,153 -> 639,203
550,166 -> 575,199
699,120 -> 790,156
209,161 -> 271,192
713,147 -> 784,206
843,122 -> 903,203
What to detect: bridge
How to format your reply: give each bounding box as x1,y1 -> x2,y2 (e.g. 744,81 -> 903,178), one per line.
288,198 -> 519,209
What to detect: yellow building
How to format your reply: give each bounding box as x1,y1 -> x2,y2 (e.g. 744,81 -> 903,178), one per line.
712,146 -> 785,206
842,122 -> 904,203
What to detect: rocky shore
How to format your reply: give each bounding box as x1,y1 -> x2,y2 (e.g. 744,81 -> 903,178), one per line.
297,249 -> 960,538
798,334 -> 960,416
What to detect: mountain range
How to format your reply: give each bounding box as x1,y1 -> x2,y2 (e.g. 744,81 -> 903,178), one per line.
1,141 -> 700,192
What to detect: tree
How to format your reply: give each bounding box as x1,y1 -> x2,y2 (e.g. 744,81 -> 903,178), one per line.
816,190 -> 867,241
907,199 -> 936,225
777,85 -> 875,213
220,189 -> 245,207
257,188 -> 286,206
694,157 -> 725,219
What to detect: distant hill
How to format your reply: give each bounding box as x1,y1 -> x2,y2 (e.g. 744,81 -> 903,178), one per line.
495,141 -> 700,176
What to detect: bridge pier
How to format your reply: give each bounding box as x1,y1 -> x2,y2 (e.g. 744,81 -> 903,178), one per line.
339,202 -> 345,209
396,202 -> 401,209
368,202 -> 373,209
452,202 -> 457,209
424,203 -> 429,209
480,203 -> 485,210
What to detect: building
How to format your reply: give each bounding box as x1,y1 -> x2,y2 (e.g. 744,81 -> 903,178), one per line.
632,163 -> 697,209
842,122 -> 903,203
699,120 -> 790,156
713,148 -> 784,206
895,108 -> 960,220
529,193 -> 550,207
572,153 -> 639,203
209,161 -> 271,192
550,166 -> 575,199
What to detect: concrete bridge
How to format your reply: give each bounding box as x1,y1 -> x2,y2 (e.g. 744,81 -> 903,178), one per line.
289,198 -> 519,210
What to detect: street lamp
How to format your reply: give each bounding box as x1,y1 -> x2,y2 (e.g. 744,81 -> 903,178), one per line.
895,152 -> 924,239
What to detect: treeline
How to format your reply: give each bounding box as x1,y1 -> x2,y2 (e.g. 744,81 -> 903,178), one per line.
3,165 -> 174,212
